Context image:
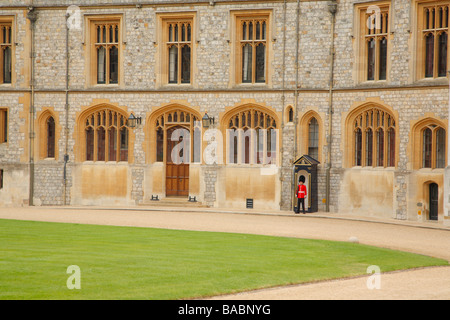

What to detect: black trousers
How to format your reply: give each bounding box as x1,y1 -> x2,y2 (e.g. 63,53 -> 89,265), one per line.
296,198 -> 306,214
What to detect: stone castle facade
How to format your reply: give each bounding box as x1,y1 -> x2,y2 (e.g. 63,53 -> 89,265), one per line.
1,0 -> 450,225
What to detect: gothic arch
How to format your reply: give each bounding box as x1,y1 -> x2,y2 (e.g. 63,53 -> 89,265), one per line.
76,103 -> 132,163
37,108 -> 60,160
299,110 -> 324,163
220,103 -> 280,165
344,102 -> 398,168
410,116 -> 447,170
145,104 -> 202,164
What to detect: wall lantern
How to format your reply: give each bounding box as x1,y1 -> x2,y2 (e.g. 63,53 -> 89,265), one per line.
202,112 -> 214,128
127,113 -> 142,128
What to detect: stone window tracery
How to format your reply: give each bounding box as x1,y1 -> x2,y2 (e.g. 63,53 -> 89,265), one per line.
352,107 -> 395,167
84,108 -> 128,162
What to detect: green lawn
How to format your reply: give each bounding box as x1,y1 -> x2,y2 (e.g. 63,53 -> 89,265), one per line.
0,219 -> 447,299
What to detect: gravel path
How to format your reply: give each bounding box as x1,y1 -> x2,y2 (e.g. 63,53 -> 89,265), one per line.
1,206 -> 449,300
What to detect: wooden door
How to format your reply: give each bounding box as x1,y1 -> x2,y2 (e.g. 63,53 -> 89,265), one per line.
429,183 -> 438,221
166,126 -> 189,197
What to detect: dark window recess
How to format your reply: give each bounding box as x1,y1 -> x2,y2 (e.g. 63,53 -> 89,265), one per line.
246,198 -> 253,209
0,169 -> 3,189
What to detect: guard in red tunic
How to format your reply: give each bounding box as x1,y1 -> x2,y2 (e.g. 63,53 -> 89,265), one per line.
295,177 -> 307,214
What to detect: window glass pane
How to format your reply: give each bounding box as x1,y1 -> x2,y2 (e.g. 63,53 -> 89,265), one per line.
243,129 -> 250,164
376,129 -> 384,166
425,34 -> 435,78
256,21 -> 260,40
181,45 -> 191,84
169,24 -> 173,42
438,32 -> 447,77
423,128 -> 432,168
379,38 -> 387,80
97,47 -> 106,84
169,45 -> 178,84
229,129 -> 238,164
436,128 -> 446,168
242,44 -> 252,83
388,128 -> 395,167
308,118 -> 319,160
47,117 -> 55,158
97,26 -> 101,43
367,39 -> 375,80
97,127 -> 106,161
355,129 -> 362,166
156,128 -> 164,162
3,46 -> 11,84
187,24 -> 191,42
86,127 -> 94,161
181,24 -> 186,42
365,129 -> 373,166
266,128 -> 276,164
255,43 -> 265,83
109,25 -> 114,43
120,127 -> 128,162
193,127 -> 201,163
256,128 -> 263,164
109,46 -> 119,84
108,127 -> 117,162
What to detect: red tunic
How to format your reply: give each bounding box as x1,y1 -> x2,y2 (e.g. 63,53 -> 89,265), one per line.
297,184 -> 307,199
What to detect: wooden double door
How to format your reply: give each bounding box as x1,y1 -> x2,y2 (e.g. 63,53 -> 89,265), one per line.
166,126 -> 189,197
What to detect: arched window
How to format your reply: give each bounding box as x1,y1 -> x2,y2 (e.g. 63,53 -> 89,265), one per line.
46,117 -> 55,158
351,106 -> 396,167
287,106 -> 294,123
38,110 -> 59,160
421,125 -> 446,169
308,117 -> 319,160
226,107 -> 278,165
84,108 -> 129,162
153,109 -> 200,163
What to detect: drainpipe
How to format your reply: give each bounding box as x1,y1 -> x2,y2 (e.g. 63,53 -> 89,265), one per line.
63,12 -> 70,205
281,0 -> 287,147
326,1 -> 337,212
27,6 -> 38,206
294,0 -> 300,157
291,0 -> 300,211
281,0 -> 286,209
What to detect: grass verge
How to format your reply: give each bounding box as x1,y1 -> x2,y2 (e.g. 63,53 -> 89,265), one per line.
0,219 -> 447,299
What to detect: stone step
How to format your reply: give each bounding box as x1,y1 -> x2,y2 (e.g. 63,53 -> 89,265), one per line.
140,196 -> 207,208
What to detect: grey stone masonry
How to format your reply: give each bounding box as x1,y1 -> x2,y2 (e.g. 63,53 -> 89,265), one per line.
0,0 -> 448,221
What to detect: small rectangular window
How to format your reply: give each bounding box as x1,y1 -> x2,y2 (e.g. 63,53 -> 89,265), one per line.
0,169 -> 3,189
89,17 -> 121,86
0,21 -> 13,84
419,4 -> 449,79
364,8 -> 389,81
356,3 -> 390,82
165,20 -> 193,84
0,109 -> 7,143
237,16 -> 268,84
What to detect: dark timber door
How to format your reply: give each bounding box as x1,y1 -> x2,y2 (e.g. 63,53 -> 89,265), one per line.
166,126 -> 189,197
429,183 -> 438,221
